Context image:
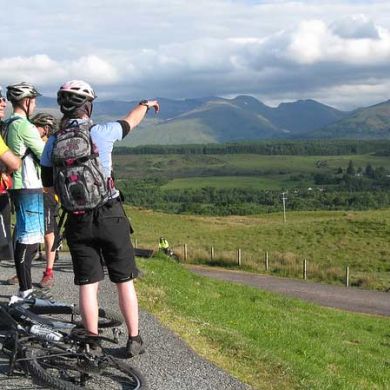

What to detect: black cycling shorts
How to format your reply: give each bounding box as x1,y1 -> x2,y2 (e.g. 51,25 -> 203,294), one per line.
44,193 -> 59,234
64,198 -> 138,285
0,193 -> 13,260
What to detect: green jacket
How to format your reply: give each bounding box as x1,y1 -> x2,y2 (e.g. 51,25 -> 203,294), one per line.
7,114 -> 45,189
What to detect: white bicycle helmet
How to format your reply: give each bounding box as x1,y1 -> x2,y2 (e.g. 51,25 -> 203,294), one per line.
6,82 -> 41,102
57,80 -> 96,112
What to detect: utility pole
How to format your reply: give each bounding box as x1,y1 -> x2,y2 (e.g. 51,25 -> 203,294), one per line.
281,192 -> 287,223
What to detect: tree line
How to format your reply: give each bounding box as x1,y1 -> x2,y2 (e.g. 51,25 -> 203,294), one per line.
114,140 -> 390,156
116,164 -> 390,216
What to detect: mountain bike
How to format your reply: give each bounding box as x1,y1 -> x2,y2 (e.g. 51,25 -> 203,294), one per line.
0,295 -> 144,389
160,247 -> 179,262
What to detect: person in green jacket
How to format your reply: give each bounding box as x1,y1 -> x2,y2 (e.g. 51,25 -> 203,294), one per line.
0,87 -> 21,261
5,82 -> 46,299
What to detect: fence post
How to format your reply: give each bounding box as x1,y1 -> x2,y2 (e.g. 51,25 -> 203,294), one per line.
303,259 -> 307,280
135,239 -> 138,248
237,249 -> 241,266
345,266 -> 350,287
210,246 -> 214,261
184,244 -> 188,261
265,251 -> 269,271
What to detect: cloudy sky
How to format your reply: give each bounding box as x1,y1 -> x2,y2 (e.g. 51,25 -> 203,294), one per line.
1,0 -> 390,110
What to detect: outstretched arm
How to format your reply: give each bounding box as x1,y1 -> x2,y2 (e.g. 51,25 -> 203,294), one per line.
121,100 -> 160,132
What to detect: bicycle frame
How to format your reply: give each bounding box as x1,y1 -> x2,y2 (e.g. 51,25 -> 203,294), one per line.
0,297 -> 142,389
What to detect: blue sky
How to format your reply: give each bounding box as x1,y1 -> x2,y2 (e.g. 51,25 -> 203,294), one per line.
1,0 -> 390,110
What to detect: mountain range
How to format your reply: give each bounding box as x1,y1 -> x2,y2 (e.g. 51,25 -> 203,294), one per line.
35,95 -> 390,146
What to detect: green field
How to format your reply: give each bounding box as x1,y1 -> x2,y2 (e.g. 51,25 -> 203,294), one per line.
113,153 -> 390,174
127,206 -> 390,291
137,257 -> 390,389
161,176 -> 298,190
113,153 -> 390,190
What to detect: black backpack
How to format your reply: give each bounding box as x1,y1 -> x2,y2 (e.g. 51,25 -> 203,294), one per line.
52,120 -> 109,213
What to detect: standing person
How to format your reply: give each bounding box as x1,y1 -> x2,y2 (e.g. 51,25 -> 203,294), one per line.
5,82 -> 46,298
158,236 -> 170,254
41,80 -> 159,357
0,87 -> 21,260
31,113 -> 60,288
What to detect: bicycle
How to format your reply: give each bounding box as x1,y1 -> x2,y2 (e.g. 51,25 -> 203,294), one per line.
160,247 -> 179,262
0,295 -> 144,389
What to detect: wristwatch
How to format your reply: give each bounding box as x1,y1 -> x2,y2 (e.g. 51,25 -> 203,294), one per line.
138,100 -> 150,111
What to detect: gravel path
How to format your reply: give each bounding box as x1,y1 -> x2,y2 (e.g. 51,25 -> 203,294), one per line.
186,264 -> 390,317
0,255 -> 251,390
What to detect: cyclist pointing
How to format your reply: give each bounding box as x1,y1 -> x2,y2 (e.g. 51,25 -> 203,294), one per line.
41,80 -> 159,357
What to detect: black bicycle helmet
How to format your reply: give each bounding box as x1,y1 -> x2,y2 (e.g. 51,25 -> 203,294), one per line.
6,82 -> 41,102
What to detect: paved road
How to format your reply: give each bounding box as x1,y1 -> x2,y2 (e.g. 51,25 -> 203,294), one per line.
186,264 -> 390,317
0,256 -> 251,390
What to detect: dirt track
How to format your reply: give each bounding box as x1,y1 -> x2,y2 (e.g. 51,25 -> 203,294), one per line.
185,265 -> 390,317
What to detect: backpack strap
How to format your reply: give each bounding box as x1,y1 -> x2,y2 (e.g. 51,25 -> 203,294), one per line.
1,117 -> 20,144
51,207 -> 67,252
54,153 -> 99,167
21,148 -> 41,164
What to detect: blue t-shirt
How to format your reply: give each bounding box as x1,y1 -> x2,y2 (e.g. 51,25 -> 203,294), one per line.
41,119 -> 123,196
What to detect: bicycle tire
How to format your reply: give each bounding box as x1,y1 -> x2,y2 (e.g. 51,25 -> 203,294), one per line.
73,306 -> 123,328
31,303 -> 123,329
24,345 -> 144,389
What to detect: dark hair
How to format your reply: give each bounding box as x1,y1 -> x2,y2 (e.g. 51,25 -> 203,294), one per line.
59,101 -> 93,130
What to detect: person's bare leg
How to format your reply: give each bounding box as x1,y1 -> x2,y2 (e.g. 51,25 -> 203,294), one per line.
44,232 -> 56,269
116,280 -> 139,337
79,282 -> 99,335
39,232 -> 56,288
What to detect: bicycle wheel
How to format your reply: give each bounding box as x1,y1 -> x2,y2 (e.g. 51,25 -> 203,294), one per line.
31,303 -> 123,329
24,345 -> 144,389
73,306 -> 123,328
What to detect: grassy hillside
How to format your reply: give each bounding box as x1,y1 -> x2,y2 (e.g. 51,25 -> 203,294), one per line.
136,257 -> 390,389
318,100 -> 390,139
127,206 -> 390,291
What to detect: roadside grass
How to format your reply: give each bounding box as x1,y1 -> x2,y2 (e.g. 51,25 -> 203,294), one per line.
127,206 -> 390,291
136,256 -> 390,390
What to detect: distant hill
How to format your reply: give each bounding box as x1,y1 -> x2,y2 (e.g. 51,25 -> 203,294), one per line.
314,100 -> 390,139
33,95 -> 390,145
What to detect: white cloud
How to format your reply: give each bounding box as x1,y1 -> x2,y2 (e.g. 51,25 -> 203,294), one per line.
330,14 -> 380,39
0,55 -> 65,85
67,56 -> 119,84
1,1 -> 390,109
0,54 -> 118,90
286,18 -> 390,65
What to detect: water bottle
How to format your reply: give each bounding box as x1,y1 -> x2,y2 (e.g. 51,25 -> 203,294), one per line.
29,324 -> 63,342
